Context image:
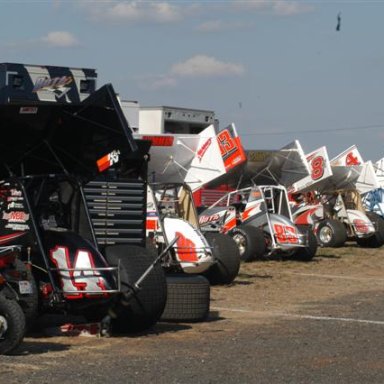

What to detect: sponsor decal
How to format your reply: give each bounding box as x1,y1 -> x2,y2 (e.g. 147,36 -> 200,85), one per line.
32,76 -> 73,99
247,151 -> 271,163
346,152 -> 361,166
274,223 -> 299,244
9,189 -> 22,197
6,197 -> 24,202
142,136 -> 174,147
199,213 -> 220,225
3,211 -> 29,223
353,219 -> 371,234
19,107 -> 38,114
97,150 -> 121,172
7,202 -> 24,210
197,138 -> 212,162
5,223 -> 30,231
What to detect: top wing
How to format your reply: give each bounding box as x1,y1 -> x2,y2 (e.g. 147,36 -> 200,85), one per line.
244,140 -> 310,187
331,145 -> 379,193
289,146 -> 333,193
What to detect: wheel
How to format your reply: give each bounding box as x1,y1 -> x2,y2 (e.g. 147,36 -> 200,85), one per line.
230,225 -> 266,262
203,233 -> 240,285
356,212 -> 384,248
14,260 -> 39,328
293,226 -> 318,261
316,219 -> 347,247
161,274 -> 210,322
104,245 -> 167,333
0,293 -> 26,355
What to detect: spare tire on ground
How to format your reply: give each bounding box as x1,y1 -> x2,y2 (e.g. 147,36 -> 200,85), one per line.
161,274 -> 210,323
104,245 -> 167,334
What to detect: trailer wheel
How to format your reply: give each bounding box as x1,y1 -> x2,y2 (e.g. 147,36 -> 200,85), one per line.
204,233 -> 240,285
356,212 -> 384,248
105,245 -> 167,333
293,226 -> 317,261
0,294 -> 25,355
230,225 -> 266,262
161,274 -> 210,322
317,219 -> 347,247
14,260 -> 39,328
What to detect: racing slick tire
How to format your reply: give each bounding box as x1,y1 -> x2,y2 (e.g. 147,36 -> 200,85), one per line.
316,219 -> 347,248
161,274 -> 210,322
14,260 -> 39,328
0,293 -> 26,355
293,226 -> 318,261
105,245 -> 167,334
203,233 -> 240,285
230,225 -> 266,262
355,212 -> 384,248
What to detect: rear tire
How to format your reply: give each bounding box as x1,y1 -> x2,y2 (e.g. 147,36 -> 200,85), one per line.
356,212 -> 384,248
204,233 -> 240,285
316,219 -> 347,247
0,294 -> 25,355
105,245 -> 167,333
161,274 -> 210,322
230,225 -> 266,262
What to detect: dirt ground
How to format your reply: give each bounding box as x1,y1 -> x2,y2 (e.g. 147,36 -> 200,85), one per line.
2,243 -> 384,383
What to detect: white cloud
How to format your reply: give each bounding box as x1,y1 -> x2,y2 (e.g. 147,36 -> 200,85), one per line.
139,55 -> 245,90
196,20 -> 224,32
273,1 -> 314,15
171,55 -> 245,77
40,31 -> 79,47
82,1 -> 190,24
195,19 -> 252,32
141,74 -> 178,90
231,0 -> 314,15
3,31 -> 79,50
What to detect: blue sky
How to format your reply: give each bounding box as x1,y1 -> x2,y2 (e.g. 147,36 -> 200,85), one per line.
1,0 -> 384,161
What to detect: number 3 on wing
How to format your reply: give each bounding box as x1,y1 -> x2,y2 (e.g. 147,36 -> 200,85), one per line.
217,130 -> 237,158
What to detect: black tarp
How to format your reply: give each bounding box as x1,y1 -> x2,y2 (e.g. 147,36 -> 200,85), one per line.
0,83 -> 138,178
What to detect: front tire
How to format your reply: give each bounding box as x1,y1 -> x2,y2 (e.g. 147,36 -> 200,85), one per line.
316,219 -> 347,247
230,225 -> 266,262
204,233 -> 240,285
0,294 -> 25,355
105,245 -> 167,333
294,226 -> 317,261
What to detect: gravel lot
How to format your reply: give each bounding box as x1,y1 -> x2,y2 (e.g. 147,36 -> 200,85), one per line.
2,244 -> 384,384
